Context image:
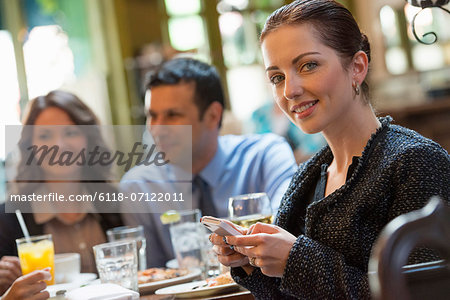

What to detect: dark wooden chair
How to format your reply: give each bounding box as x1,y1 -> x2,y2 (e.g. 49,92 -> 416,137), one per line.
369,197 -> 450,300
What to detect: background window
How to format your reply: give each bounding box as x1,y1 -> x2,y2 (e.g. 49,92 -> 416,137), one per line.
23,25 -> 75,99
380,4 -> 450,75
0,30 -> 21,160
165,0 -> 208,57
380,5 -> 408,74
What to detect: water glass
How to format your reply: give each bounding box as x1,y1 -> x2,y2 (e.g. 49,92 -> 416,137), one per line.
201,232 -> 221,278
16,234 -> 55,285
107,225 -> 147,271
228,192 -> 273,228
54,253 -> 81,284
93,240 -> 138,291
169,209 -> 204,270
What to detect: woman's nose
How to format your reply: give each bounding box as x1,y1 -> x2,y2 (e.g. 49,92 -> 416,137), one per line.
54,135 -> 69,150
283,76 -> 304,101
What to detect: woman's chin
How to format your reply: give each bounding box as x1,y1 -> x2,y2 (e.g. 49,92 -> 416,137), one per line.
42,167 -> 83,180
295,121 -> 322,135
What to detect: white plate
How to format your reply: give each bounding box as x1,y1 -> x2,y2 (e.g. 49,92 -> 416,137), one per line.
46,273 -> 97,297
155,280 -> 240,299
139,268 -> 202,294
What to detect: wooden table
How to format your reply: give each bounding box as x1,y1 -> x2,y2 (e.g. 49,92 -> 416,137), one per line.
140,289 -> 254,300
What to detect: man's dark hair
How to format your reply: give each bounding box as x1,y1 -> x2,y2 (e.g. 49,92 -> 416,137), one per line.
146,57 -> 225,126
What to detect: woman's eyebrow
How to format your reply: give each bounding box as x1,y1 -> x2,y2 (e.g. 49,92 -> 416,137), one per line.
265,51 -> 320,72
291,51 -> 320,65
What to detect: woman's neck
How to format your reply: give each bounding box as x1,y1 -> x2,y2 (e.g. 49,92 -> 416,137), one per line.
322,104 -> 380,174
44,180 -> 83,196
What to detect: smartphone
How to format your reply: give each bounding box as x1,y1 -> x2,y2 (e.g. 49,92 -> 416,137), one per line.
201,216 -> 243,236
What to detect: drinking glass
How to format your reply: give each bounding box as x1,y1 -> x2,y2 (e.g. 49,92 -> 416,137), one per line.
54,253 -> 81,284
228,192 -> 273,228
169,209 -> 204,270
107,225 -> 147,271
200,232 -> 222,278
93,240 -> 138,291
16,234 -> 55,285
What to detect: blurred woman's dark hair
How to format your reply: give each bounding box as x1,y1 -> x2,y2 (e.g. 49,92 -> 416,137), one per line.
260,0 -> 371,103
22,90 -> 99,126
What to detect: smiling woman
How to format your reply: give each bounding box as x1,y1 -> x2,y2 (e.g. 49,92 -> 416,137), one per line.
209,1 -> 450,299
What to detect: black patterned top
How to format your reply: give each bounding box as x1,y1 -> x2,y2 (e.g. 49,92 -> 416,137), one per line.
231,117 -> 450,299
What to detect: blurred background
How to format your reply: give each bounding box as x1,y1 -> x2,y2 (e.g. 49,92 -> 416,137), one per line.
0,0 -> 449,198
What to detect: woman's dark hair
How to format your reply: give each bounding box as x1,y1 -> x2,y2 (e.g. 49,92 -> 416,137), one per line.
22,90 -> 99,126
14,90 -> 115,195
261,0 -> 371,102
145,57 -> 225,126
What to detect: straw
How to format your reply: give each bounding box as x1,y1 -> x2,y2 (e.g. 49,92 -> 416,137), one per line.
15,209 -> 31,242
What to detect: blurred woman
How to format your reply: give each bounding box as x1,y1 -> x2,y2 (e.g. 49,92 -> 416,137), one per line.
0,90 -> 122,294
210,0 -> 449,299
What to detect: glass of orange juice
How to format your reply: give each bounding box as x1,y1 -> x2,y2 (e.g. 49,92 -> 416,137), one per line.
16,234 -> 55,285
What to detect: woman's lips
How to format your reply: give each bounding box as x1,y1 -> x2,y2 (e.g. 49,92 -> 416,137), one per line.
291,100 -> 319,119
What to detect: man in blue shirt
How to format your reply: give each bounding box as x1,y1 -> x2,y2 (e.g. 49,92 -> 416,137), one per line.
120,58 -> 297,267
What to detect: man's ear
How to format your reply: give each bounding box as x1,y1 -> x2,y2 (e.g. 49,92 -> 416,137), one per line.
352,50 -> 369,85
203,101 -> 223,129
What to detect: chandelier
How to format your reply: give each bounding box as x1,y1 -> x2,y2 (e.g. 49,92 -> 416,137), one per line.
406,0 -> 450,44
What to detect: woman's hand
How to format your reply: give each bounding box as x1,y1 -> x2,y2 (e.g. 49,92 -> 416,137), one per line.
209,220 -> 252,270
210,233 -> 250,267
0,256 -> 22,295
1,268 -> 51,300
226,223 -> 297,277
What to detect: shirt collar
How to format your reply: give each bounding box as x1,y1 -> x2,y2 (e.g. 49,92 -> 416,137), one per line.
198,141 -> 226,187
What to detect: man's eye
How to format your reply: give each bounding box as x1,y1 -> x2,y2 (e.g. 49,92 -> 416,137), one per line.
270,74 -> 284,85
167,112 -> 181,118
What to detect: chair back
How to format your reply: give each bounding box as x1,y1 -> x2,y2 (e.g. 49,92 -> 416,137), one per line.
369,197 -> 450,300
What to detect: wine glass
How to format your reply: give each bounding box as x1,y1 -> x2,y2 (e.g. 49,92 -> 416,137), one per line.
228,193 -> 273,228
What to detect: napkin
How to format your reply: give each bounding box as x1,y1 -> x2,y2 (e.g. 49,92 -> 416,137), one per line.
66,283 -> 139,300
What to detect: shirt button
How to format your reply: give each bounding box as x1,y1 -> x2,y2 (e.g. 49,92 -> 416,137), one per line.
79,242 -> 86,250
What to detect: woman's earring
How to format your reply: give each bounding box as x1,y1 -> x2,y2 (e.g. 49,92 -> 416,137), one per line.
353,81 -> 360,96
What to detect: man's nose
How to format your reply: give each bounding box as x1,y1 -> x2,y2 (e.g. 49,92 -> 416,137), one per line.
149,123 -> 170,139
150,115 -> 171,126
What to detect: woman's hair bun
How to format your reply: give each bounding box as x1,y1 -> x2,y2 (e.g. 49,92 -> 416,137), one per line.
360,33 -> 371,63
